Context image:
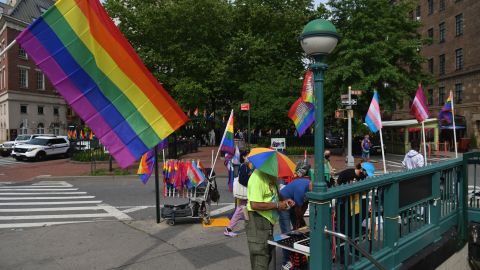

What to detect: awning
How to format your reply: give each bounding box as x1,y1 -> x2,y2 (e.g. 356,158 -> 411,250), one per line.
440,125 -> 465,130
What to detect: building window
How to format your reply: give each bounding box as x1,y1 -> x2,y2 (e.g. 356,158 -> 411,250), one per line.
38,106 -> 44,115
19,68 -> 28,88
416,5 -> 421,20
20,123 -> 27,135
439,87 -> 445,105
20,105 -> 27,114
427,89 -> 433,105
427,28 -> 434,39
52,123 -> 60,135
18,47 -> 27,59
428,58 -> 434,73
67,108 -> 73,117
455,14 -> 464,36
455,83 -> 463,104
439,54 -> 445,75
36,71 -> 44,90
455,48 -> 463,70
439,22 -> 445,42
440,0 -> 445,11
428,0 -> 434,15
37,123 -> 44,134
53,107 -> 59,116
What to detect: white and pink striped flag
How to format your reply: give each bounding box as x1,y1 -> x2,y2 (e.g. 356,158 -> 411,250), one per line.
411,84 -> 430,123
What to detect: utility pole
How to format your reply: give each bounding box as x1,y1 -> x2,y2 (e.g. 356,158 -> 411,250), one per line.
346,86 -> 355,167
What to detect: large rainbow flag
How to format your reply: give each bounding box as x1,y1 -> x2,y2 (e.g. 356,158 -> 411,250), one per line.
220,110 -> 234,156
16,0 -> 187,168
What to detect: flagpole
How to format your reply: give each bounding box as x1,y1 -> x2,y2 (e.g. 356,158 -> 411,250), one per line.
154,146 -> 161,223
162,149 -> 166,197
379,128 -> 387,173
450,91 -> 458,158
0,40 -> 16,57
421,121 -> 428,165
209,109 -> 233,179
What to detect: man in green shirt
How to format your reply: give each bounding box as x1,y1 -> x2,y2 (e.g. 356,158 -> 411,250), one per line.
246,169 -> 295,270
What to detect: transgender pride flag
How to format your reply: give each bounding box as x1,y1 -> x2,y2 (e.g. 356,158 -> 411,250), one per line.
365,90 -> 382,133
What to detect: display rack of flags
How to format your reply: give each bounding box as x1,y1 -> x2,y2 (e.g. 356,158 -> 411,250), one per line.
162,159 -> 207,197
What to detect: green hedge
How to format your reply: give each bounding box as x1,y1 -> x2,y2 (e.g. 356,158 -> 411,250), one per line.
72,149 -> 111,162
283,146 -> 314,156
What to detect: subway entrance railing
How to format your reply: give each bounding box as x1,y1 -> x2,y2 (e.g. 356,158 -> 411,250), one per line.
307,151 -> 480,270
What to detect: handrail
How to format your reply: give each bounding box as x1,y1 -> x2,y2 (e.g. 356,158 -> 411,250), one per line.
308,158 -> 463,201
324,228 -> 387,270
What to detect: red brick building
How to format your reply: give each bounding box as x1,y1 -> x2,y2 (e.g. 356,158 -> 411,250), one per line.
393,0 -> 480,146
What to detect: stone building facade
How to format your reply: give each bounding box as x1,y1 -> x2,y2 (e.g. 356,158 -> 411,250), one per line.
393,0 -> 480,144
0,0 -> 68,141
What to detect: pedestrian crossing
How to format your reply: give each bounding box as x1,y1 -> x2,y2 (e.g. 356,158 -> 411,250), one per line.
0,181 -> 131,229
0,157 -> 20,167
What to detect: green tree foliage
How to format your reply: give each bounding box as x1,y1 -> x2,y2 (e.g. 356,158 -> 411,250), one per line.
324,0 -> 432,129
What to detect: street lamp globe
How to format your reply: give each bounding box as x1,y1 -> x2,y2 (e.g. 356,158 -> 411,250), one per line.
299,19 -> 339,56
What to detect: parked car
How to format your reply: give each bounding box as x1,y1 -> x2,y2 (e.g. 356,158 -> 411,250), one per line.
0,134 -> 54,157
325,132 -> 344,149
11,136 -> 71,161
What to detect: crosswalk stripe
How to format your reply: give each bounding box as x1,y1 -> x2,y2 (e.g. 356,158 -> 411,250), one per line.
0,206 -> 105,212
0,201 -> 102,206
0,188 -> 78,191
0,221 -> 92,229
99,204 -> 132,221
0,192 -> 87,195
0,185 -> 75,189
0,196 -> 95,200
0,213 -> 115,220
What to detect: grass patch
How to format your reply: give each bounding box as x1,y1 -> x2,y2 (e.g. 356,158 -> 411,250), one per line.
84,168 -> 133,176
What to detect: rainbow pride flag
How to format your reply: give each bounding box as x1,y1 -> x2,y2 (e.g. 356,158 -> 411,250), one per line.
187,160 -> 206,188
288,97 -> 315,137
137,139 -> 168,184
220,110 -> 234,156
302,69 -> 314,103
16,0 -> 187,168
439,92 -> 453,123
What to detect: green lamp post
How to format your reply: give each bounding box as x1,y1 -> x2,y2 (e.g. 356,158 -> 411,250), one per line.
300,19 -> 338,270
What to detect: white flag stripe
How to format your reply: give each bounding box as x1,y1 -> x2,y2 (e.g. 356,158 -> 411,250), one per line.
0,206 -> 105,212
0,192 -> 87,195
0,201 -> 102,206
0,213 -> 114,220
0,196 -> 95,200
413,98 -> 429,119
0,188 -> 78,191
0,186 -> 76,189
0,221 -> 92,229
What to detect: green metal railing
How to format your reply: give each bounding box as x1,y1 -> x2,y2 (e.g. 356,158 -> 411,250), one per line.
307,152 -> 480,270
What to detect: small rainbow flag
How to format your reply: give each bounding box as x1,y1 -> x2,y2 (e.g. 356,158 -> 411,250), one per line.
288,97 -> 315,137
439,92 -> 453,123
220,110 -> 234,156
137,139 -> 168,184
302,69 -> 314,103
16,0 -> 187,168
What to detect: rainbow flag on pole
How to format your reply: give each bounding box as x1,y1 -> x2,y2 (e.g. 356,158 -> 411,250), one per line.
16,0 -> 187,168
288,97 -> 315,136
137,139 -> 168,184
220,110 -> 234,157
439,92 -> 453,123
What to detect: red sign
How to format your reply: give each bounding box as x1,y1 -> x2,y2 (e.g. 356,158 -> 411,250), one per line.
241,103 -> 250,111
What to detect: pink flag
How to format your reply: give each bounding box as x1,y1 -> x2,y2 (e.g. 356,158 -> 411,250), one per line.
410,84 -> 430,123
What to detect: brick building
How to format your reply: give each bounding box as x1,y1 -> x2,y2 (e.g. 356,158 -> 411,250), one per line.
0,0 -> 69,142
393,0 -> 480,145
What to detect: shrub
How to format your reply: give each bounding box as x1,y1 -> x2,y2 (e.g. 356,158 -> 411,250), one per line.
470,134 -> 478,150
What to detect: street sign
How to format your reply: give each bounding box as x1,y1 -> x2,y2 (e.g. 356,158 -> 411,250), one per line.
240,103 -> 250,111
341,94 -> 349,99
341,99 -> 357,105
351,90 -> 363,95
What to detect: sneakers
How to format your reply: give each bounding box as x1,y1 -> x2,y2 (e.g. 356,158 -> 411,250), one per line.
282,261 -> 293,270
224,228 -> 237,237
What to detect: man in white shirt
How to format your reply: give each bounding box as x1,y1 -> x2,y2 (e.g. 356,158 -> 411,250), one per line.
402,142 -> 425,169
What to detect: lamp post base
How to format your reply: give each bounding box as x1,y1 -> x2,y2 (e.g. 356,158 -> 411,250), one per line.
346,155 -> 355,167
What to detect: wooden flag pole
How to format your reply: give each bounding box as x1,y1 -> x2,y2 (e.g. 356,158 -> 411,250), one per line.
450,91 -> 458,158
379,128 -> 387,173
421,121 -> 428,165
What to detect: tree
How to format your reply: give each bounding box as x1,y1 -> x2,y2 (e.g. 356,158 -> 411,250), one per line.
323,0 -> 432,131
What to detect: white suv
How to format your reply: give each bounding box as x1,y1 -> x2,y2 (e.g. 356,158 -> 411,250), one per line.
12,136 -> 71,161
0,134 -> 54,157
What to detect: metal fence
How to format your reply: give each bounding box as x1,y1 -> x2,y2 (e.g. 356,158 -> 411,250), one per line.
307,152 -> 480,270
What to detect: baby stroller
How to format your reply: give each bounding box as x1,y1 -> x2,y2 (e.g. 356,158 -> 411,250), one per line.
162,168 -> 220,225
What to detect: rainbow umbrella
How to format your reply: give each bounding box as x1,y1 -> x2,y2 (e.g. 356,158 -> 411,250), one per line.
247,148 -> 296,177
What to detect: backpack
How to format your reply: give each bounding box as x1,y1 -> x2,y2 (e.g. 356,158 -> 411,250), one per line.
363,139 -> 371,150
238,163 -> 251,187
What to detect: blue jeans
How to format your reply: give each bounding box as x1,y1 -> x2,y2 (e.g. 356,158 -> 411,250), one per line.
279,208 -> 296,264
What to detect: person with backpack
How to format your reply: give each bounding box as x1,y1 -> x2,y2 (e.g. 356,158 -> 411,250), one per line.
361,134 -> 372,161
224,150 -> 252,237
